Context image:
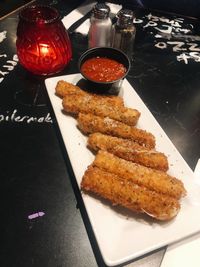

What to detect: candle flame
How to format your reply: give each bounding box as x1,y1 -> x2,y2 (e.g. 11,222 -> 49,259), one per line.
39,43 -> 50,55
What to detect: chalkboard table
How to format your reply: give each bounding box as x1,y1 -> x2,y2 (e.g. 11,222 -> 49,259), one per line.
0,1 -> 199,267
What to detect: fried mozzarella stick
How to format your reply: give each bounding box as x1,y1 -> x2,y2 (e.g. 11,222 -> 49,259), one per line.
55,80 -> 85,98
63,94 -> 140,126
55,80 -> 124,106
88,133 -> 168,171
93,151 -> 186,199
81,166 -> 180,221
77,113 -> 155,148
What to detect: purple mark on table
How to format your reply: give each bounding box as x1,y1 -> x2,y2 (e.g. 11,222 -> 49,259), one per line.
28,211 -> 45,220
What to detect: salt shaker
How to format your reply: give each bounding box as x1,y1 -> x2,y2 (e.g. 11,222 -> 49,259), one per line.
112,9 -> 136,60
88,3 -> 112,48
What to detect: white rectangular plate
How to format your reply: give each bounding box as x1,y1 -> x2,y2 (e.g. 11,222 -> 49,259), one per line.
45,73 -> 200,267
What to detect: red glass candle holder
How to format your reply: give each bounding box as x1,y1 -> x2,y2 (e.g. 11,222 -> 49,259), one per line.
16,5 -> 72,75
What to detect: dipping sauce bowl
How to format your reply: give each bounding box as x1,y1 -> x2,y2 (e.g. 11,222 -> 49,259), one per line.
78,47 -> 130,95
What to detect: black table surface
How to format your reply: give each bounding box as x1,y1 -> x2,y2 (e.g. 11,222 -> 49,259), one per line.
0,1 -> 200,267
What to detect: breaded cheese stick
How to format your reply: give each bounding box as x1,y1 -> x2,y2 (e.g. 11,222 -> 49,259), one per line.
55,80 -> 124,106
63,94 -> 140,126
93,150 -> 186,199
77,113 -> 155,149
81,166 -> 180,221
55,80 -> 85,98
88,133 -> 169,171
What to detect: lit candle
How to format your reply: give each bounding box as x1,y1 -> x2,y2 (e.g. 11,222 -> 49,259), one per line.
16,5 -> 72,75
39,43 -> 50,56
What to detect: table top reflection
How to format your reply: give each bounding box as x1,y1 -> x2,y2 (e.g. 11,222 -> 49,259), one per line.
0,1 -> 200,267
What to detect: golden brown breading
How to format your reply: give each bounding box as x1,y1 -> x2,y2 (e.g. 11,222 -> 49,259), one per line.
77,113 -> 155,149
55,80 -> 124,106
81,166 -> 180,221
55,80 -> 84,98
93,150 -> 186,199
62,93 -> 140,126
87,133 -> 169,171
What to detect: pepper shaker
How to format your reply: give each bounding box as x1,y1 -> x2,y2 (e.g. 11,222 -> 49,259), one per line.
112,9 -> 136,60
88,3 -> 112,48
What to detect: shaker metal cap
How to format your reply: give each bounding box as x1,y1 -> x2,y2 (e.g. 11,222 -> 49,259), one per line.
93,3 -> 110,19
117,9 -> 134,26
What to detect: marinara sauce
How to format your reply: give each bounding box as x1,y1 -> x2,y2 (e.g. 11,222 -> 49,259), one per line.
81,57 -> 126,82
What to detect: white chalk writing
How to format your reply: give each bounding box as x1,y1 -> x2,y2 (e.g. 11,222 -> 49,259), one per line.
143,21 -> 157,28
3,65 -> 14,71
167,41 -> 187,52
0,109 -> 53,124
146,14 -> 183,27
138,12 -> 200,64
133,18 -> 143,24
0,31 -> 19,83
173,28 -> 191,34
155,25 -> 172,34
177,52 -> 200,64
155,42 -> 167,49
0,70 -> 9,76
155,41 -> 200,53
0,31 -> 7,43
7,60 -> 18,66
187,43 -> 200,52
0,54 -> 18,83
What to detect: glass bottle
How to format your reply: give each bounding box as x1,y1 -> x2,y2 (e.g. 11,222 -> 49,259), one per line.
16,5 -> 72,75
112,9 -> 136,60
88,3 -> 112,48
